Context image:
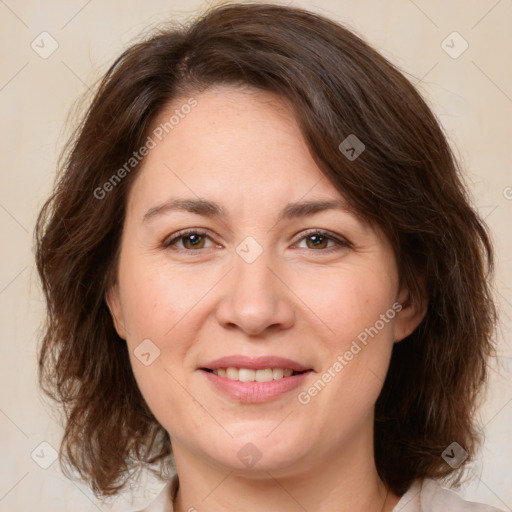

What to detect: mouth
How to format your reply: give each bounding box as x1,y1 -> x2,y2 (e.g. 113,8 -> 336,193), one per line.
200,367 -> 309,382
199,356 -> 314,403
199,355 -> 313,402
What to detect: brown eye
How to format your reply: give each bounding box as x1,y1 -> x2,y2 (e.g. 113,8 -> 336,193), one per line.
163,230 -> 213,251
304,233 -> 330,250
180,233 -> 206,249
163,228 -> 350,254
295,230 -> 351,252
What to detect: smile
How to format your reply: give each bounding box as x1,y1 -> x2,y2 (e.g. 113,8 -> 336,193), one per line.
205,367 -> 304,381
200,367 -> 313,403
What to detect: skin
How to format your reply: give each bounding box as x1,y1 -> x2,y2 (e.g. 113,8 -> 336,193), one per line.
106,86 -> 426,512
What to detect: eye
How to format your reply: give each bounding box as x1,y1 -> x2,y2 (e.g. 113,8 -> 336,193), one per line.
162,228 -> 351,254
162,229 -> 215,251
293,229 -> 351,253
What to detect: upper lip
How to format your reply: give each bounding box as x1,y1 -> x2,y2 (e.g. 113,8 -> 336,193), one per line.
201,355 -> 312,372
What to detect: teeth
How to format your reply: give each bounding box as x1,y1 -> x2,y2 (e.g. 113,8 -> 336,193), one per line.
226,367 -> 239,380
212,367 -> 298,381
273,368 -> 284,380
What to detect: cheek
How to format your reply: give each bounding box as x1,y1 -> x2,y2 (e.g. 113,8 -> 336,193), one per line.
118,256 -> 196,339
294,263 -> 397,343
116,256 -> 205,406
119,271 -> 189,429
297,263 -> 397,411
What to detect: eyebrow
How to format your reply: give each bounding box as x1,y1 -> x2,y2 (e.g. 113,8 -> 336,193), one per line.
142,197 -> 352,224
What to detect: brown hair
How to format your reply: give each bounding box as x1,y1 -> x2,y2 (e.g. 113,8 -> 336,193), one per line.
35,2 -> 497,499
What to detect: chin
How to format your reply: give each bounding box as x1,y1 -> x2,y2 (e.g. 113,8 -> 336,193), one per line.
204,432 -> 309,474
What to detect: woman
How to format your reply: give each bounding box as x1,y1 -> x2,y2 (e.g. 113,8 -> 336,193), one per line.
34,3 -> 503,511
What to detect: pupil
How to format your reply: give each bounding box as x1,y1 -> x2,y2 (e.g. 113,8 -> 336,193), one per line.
311,235 -> 323,245
309,235 -> 325,248
187,235 -> 202,247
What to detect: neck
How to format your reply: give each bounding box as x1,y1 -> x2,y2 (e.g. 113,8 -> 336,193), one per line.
171,425 -> 400,512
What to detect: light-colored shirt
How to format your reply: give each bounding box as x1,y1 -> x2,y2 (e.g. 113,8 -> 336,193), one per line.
132,474 -> 505,511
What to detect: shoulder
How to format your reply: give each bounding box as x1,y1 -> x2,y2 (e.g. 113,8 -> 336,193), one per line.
394,478 -> 506,512
127,474 -> 178,512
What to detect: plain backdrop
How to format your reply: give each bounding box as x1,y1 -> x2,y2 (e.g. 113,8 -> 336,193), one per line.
0,0 -> 511,510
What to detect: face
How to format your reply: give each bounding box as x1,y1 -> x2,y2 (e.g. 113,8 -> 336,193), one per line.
107,86 -> 424,477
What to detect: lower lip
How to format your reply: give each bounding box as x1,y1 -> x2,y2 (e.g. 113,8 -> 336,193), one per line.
201,370 -> 312,403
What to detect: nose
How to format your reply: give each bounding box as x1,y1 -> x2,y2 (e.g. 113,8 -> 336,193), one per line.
215,245 -> 295,336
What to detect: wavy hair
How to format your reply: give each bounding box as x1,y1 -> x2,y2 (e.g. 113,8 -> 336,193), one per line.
35,2 -> 497,498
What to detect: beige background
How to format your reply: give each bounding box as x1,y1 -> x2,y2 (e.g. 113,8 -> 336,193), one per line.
0,0 -> 511,510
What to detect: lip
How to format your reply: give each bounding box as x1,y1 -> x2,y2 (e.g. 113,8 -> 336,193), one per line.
201,369 -> 312,403
201,355 -> 312,372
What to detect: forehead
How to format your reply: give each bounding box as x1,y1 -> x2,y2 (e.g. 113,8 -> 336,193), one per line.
127,86 -> 344,210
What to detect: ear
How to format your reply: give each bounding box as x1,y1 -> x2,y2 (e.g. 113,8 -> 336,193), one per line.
105,283 -> 127,340
393,281 -> 428,343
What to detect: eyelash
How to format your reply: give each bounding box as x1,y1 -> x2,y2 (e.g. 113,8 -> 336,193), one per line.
162,228 -> 351,254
